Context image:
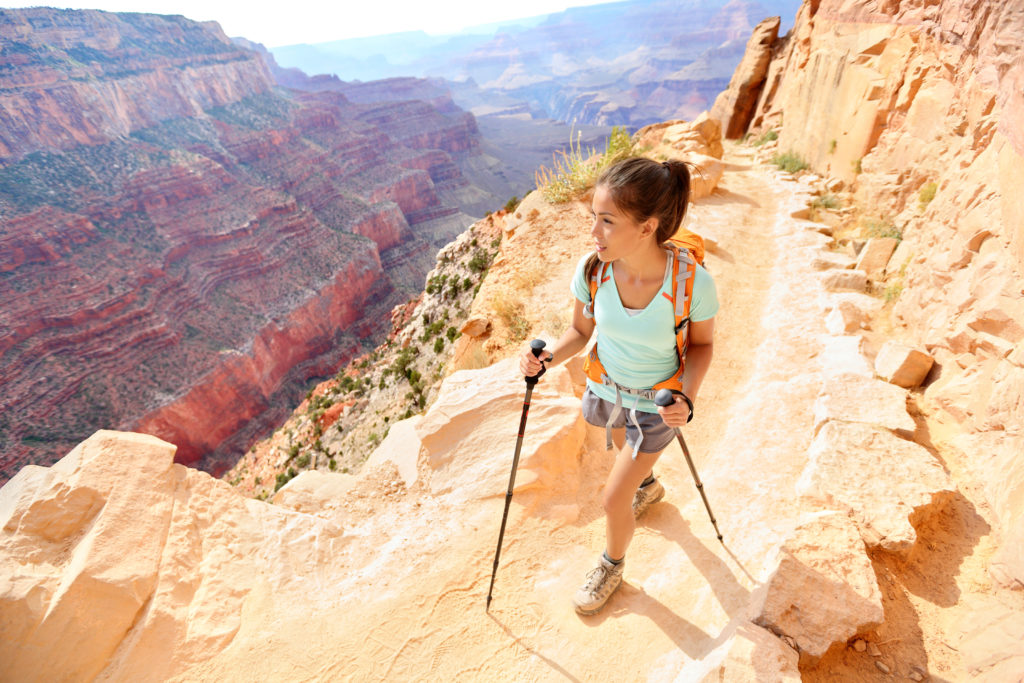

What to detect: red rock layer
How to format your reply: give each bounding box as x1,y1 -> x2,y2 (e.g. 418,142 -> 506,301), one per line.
0,8 -> 273,160
0,8 -> 487,482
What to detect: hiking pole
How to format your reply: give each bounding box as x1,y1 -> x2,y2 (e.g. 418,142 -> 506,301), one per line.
654,389 -> 723,542
486,338 -> 547,612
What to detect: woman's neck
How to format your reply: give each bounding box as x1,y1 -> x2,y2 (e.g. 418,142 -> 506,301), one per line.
615,240 -> 665,284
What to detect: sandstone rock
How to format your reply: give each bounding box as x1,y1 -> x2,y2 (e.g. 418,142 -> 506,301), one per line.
752,512 -> 883,661
365,415 -> 423,486
825,300 -> 866,334
460,316 -> 492,338
820,270 -> 868,292
813,374 -> 915,436
679,623 -> 800,682
875,341 -> 935,388
812,251 -> 856,270
855,238 -> 899,278
416,358 -> 585,498
272,469 -> 357,515
854,639 -> 867,652
820,335 -> 874,378
687,153 -> 725,199
709,16 -> 781,139
886,239 -> 913,277
826,177 -> 845,192
797,421 -> 955,554
0,430 -> 346,681
690,112 -> 725,158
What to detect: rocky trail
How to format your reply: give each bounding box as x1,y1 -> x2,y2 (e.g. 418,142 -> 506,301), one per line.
4,142 -> 1021,682
164,145 -> 1020,681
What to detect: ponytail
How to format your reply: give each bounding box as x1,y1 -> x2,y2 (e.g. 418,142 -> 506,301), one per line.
595,156 -> 695,245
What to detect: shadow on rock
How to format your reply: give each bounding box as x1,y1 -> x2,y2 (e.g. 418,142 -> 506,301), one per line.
901,490 -> 990,607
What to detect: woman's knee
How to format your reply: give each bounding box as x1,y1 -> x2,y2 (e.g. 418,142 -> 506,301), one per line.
602,485 -> 632,515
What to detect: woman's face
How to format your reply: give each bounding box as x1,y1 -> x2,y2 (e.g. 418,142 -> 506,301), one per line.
590,184 -> 651,263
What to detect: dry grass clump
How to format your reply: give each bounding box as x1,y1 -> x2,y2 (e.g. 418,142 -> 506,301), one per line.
535,126 -> 633,203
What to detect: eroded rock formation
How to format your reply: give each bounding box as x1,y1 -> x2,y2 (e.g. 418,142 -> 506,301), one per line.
713,0 -> 1024,589
0,8 -> 488,480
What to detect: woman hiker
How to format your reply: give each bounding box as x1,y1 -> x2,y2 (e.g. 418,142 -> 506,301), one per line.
519,156 -> 718,616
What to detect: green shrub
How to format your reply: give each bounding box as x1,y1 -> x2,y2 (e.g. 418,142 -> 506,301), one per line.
468,249 -> 491,273
446,326 -> 458,342
295,453 -> 310,468
504,196 -> 520,213
771,152 -> 809,173
863,217 -> 903,241
918,181 -> 937,210
811,194 -> 840,210
752,130 -> 778,147
433,337 -> 445,353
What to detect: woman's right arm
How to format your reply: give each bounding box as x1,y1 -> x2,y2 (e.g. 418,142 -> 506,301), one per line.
520,299 -> 595,377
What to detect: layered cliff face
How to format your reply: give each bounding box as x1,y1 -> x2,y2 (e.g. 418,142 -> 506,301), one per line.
0,8 -> 488,481
715,0 -> 1024,585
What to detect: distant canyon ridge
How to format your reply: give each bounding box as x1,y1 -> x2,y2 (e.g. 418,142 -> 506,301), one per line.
271,0 -> 802,129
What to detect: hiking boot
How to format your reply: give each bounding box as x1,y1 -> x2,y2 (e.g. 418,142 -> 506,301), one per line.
572,555 -> 624,615
632,477 -> 665,518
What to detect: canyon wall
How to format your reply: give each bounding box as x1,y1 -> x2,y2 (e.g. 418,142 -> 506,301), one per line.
0,8 -> 487,481
720,0 -> 1024,586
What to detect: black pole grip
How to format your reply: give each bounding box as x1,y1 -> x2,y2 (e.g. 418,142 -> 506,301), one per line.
654,388 -> 675,407
526,339 -> 547,385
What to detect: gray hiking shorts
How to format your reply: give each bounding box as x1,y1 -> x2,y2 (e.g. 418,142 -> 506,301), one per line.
581,388 -> 675,455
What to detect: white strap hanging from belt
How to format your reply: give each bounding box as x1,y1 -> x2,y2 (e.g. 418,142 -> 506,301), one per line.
605,385 -> 645,460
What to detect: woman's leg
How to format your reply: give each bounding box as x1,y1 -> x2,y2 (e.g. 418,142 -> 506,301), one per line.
603,444 -> 666,560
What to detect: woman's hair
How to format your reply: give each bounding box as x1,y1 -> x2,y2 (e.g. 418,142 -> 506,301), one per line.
585,156 -> 694,279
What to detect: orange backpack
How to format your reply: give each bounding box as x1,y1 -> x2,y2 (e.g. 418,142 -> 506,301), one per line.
582,228 -> 704,398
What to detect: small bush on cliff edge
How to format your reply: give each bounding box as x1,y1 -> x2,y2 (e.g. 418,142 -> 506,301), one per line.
535,125 -> 633,203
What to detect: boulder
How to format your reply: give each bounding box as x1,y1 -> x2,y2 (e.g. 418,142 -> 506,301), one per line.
820,270 -> 868,292
0,430 -> 346,682
687,153 -> 725,199
874,341 -> 935,388
813,374 -> 915,436
797,421 -> 955,554
751,512 -> 883,661
365,415 -> 423,486
273,469 -> 358,515
416,358 -> 585,498
812,251 -> 855,270
825,300 -> 866,334
854,238 -> 899,278
820,335 -> 873,378
461,316 -> 492,338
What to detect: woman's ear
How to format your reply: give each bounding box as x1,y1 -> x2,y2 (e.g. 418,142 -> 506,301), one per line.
641,217 -> 659,238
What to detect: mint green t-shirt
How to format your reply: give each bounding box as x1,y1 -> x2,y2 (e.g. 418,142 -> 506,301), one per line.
570,252 -> 719,413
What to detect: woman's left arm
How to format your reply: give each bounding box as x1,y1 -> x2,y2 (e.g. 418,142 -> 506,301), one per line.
681,317 -> 714,403
658,317 -> 714,427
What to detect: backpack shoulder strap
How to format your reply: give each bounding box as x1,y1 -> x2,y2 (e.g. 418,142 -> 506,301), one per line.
665,245 -> 698,358
583,258 -> 610,319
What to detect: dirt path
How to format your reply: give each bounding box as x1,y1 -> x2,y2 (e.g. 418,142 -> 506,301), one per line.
171,144 -> 1019,682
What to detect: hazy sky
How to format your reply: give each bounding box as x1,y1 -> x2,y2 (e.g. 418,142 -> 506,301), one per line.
8,1 -> 612,47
